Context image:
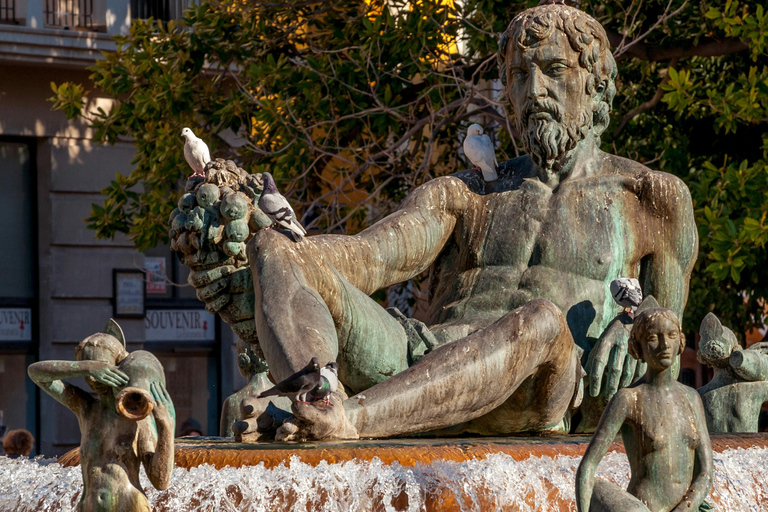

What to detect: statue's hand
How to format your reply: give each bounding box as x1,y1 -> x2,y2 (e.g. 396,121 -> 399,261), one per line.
275,393 -> 359,442
586,317 -> 645,399
150,382 -> 176,426
86,362 -> 129,388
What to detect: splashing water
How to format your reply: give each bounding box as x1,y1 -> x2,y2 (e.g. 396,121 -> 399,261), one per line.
1,448 -> 766,511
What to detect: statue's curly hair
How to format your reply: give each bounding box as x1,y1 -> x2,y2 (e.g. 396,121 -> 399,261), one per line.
628,308 -> 686,361
498,4 -> 617,138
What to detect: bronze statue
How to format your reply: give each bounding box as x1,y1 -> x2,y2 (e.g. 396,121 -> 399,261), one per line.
697,312 -> 768,433
172,3 -> 697,440
27,320 -> 175,512
220,338 -> 289,439
575,308 -> 713,512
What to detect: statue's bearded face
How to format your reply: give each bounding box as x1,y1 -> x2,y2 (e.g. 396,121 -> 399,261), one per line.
506,30 -> 593,172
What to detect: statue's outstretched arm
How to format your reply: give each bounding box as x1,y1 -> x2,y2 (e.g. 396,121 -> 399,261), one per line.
142,382 -> 175,491
292,176 -> 470,294
27,361 -> 128,412
575,388 -> 630,511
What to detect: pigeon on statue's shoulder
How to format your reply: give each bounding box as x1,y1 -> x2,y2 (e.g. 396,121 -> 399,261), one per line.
181,127 -> 211,178
258,357 -> 321,403
463,124 -> 498,182
258,172 -> 307,241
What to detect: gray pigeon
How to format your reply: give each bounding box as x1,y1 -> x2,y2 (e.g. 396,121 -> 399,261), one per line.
610,277 -> 643,311
308,362 -> 339,404
463,124 -> 498,182
258,172 -> 307,241
258,357 -> 321,403
181,127 -> 211,177
538,0 -> 565,5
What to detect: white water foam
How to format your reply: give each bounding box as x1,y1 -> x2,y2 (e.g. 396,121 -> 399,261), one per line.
1,447 -> 766,511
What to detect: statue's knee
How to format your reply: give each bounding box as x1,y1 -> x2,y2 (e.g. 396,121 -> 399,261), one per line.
248,227 -> 293,263
505,298 -> 568,343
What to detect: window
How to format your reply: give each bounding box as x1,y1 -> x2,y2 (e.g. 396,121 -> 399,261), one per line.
131,0 -> 192,23
0,141 -> 34,300
0,0 -> 16,24
44,0 -> 95,30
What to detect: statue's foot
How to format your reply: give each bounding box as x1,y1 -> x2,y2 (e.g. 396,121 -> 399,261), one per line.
275,393 -> 359,442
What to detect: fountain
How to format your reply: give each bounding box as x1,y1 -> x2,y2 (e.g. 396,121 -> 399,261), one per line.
5,3 -> 768,511
2,436 -> 768,511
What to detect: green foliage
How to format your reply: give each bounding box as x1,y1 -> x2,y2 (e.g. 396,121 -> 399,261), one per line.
50,0 -> 768,333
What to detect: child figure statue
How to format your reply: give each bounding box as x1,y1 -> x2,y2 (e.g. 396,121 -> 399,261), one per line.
576,308 -> 713,512
697,312 -> 768,433
28,320 -> 175,512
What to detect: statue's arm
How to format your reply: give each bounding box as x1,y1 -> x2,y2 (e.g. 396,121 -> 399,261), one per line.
639,172 -> 698,319
142,382 -> 175,491
300,176 -> 470,294
575,389 -> 631,511
27,361 -> 127,412
672,391 -> 713,512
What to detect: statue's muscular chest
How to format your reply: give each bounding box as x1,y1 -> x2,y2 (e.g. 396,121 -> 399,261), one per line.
465,177 -> 635,282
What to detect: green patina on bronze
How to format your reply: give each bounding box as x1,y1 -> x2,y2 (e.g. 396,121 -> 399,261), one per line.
170,3 -> 698,441
576,307 -> 713,512
696,312 -> 768,433
27,320 -> 175,512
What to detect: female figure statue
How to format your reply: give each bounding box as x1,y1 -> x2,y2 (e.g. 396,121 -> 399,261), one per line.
576,308 -> 713,511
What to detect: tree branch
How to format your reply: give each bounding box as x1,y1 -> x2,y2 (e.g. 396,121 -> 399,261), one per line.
614,57 -> 679,135
606,31 -> 749,62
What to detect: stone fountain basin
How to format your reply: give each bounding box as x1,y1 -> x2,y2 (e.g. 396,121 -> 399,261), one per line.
46,434 -> 768,512
58,433 -> 768,470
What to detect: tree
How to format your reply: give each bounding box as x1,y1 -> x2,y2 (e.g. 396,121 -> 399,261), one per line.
50,0 -> 768,333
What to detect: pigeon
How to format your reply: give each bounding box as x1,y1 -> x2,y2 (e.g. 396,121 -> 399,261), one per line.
463,124 -> 498,182
258,357 -> 321,403
308,362 -> 339,404
258,172 -> 307,241
538,0 -> 565,5
610,277 -> 643,312
181,127 -> 211,178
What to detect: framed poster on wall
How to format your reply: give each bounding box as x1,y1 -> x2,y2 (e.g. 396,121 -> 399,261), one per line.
113,269 -> 146,318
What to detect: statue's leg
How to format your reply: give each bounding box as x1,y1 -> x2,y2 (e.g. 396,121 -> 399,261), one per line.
249,228 -> 409,392
343,299 -> 579,438
590,479 -> 650,512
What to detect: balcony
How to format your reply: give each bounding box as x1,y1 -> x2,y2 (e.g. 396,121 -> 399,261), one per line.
0,0 -> 195,67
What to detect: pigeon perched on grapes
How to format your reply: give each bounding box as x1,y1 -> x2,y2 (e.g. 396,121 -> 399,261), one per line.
463,124 -> 498,182
610,277 -> 643,313
181,127 -> 211,178
258,172 -> 307,241
258,357 -> 322,403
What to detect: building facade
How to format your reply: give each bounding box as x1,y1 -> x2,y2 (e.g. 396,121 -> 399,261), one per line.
0,0 -> 245,456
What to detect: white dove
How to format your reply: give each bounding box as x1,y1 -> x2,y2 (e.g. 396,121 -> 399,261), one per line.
463,124 -> 498,182
181,127 -> 211,178
258,172 -> 307,241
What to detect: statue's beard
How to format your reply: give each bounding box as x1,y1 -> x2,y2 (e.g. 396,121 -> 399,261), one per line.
516,99 -> 592,173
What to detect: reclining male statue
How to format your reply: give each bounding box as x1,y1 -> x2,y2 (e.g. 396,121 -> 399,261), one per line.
173,2 -> 697,440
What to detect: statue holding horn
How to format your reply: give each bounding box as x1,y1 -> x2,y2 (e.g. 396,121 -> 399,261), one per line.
28,319 -> 175,512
